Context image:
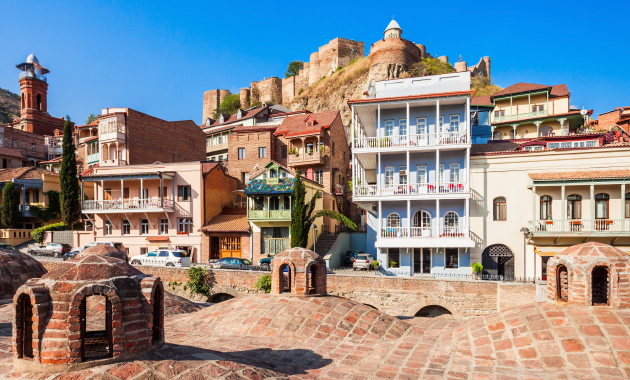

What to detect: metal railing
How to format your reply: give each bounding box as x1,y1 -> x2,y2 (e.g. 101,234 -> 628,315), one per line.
354,131 -> 468,149
100,159 -> 127,167
380,226 -> 469,238
288,151 -> 322,164
19,71 -> 47,82
530,219 -> 630,233
247,209 -> 292,220
495,109 -> 549,123
354,182 -> 469,197
83,199 -> 174,211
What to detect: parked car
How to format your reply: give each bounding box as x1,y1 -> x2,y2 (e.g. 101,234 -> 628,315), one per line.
130,250 -> 190,267
257,254 -> 277,270
0,243 -> 17,251
353,253 -> 377,271
212,257 -> 253,270
29,243 -> 72,258
343,251 -> 361,267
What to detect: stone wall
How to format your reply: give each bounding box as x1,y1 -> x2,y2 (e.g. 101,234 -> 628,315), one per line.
202,89 -> 231,125
250,77 -> 282,105
319,38 -> 364,77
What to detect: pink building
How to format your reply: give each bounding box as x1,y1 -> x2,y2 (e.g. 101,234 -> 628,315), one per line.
80,161 -> 236,261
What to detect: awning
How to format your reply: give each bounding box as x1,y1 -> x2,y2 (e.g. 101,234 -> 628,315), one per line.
534,246 -> 561,257
146,236 -> 170,242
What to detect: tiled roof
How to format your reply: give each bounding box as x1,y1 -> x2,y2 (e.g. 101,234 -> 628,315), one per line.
199,213 -> 249,233
0,147 -> 26,160
275,110 -> 340,137
490,83 -> 570,99
76,120 -> 99,129
470,95 -> 493,106
245,178 -> 295,194
39,156 -> 62,164
202,162 -> 219,174
79,163 -> 99,176
471,141 -> 521,155
201,106 -> 268,128
0,167 -> 58,182
347,91 -> 474,105
233,124 -> 279,132
84,136 -> 98,142
529,170 -> 630,181
249,160 -> 323,188
146,236 -> 170,242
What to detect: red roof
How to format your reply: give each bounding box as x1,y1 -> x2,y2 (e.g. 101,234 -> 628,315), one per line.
471,95 -> 493,106
490,83 -> 570,99
233,125 -> 279,133
529,170 -> 630,181
76,120 -> 99,129
201,106 -> 269,129
274,110 -> 340,137
0,147 -> 26,160
84,136 -> 98,142
146,236 -> 170,242
199,213 -> 250,233
39,156 -> 62,164
79,163 -> 99,176
348,90 -> 474,105
0,167 -> 58,182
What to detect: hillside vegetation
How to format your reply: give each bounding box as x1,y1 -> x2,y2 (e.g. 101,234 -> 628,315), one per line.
0,87 -> 20,124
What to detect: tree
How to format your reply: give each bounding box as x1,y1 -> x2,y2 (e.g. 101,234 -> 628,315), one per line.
285,60 -> 304,78
212,94 -> 241,119
1,182 -> 19,228
290,169 -> 356,248
408,57 -> 456,77
59,116 -> 81,228
85,113 -> 98,124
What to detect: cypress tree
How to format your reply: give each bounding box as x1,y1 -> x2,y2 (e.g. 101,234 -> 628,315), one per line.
59,116 -> 81,228
1,182 -> 18,228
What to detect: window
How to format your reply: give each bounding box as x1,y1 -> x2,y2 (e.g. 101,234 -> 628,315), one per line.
283,196 -> 291,210
438,116 -> 444,132
206,138 -> 212,147
626,193 -> 630,218
532,105 -> 544,112
399,166 -> 407,185
141,188 -> 149,199
494,110 -> 505,117
493,132 -> 502,140
417,165 -> 427,184
177,186 -> 191,201
385,166 -> 394,186
306,120 -> 313,127
218,155 -> 224,161
140,219 -> 149,235
493,197 -> 507,221
31,143 -> 37,152
439,164 -> 444,184
332,142 -> 335,156
242,172 -> 250,184
12,139 -> 17,148
238,148 -> 245,160
449,115 -> 460,133
416,118 -> 427,135
104,220 -> 113,235
567,194 -> 582,219
0,133 -> 4,147
281,146 -> 287,159
306,142 -> 313,154
315,170 -> 323,184
413,211 -> 431,228
32,190 -> 39,203
595,193 -> 609,219
24,190 -> 29,203
159,219 -> 168,235
399,119 -> 407,136
450,163 -> 460,183
540,195 -> 552,220
122,220 -> 130,235
525,145 -> 544,151
444,212 -> 459,227
385,120 -> 394,136
259,147 -> 266,158
279,170 -> 287,179
549,140 -> 597,148
269,169 -> 277,178
160,186 -> 167,199
445,248 -> 459,269
547,142 -> 560,149
178,218 -> 193,234
387,213 -> 400,227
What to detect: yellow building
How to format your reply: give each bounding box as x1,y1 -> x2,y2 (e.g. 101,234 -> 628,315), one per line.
487,83 -> 589,140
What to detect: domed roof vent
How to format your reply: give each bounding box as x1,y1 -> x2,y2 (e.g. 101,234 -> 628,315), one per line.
26,52 -> 39,64
384,18 -> 402,38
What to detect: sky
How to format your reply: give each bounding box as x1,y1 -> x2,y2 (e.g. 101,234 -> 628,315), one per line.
0,0 -> 628,125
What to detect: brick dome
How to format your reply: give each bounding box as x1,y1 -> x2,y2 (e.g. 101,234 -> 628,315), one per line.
76,244 -> 126,261
0,248 -> 46,301
547,243 -> 630,308
42,254 -> 142,282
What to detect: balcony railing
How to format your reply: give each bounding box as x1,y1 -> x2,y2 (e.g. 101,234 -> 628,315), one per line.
100,159 -> 127,167
529,219 -> 630,234
206,142 -> 228,153
354,182 -> 469,197
19,205 -> 30,212
19,71 -> 47,82
288,152 -> 323,164
494,109 -> 549,123
247,209 -> 292,220
354,131 -> 468,149
87,153 -> 99,163
380,226 -> 469,239
83,199 -> 174,211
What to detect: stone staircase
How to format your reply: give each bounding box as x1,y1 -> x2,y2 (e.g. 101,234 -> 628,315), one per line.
310,234 -> 338,256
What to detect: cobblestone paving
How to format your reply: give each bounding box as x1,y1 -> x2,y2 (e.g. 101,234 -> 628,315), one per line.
0,295 -> 629,379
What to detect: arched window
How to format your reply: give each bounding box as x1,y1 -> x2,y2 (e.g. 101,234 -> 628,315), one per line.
308,264 -> 317,294
21,93 -> 25,109
81,294 -> 113,361
539,126 -> 553,137
387,213 -> 400,227
269,196 -> 280,210
540,195 -> 552,220
444,212 -> 459,227
595,193 -> 609,219
16,294 -> 33,358
626,193 -> 630,218
412,210 -> 431,237
36,94 -> 42,111
27,93 -> 31,109
152,286 -> 163,345
557,265 -> 568,302
567,194 -> 582,219
279,264 -> 291,294
592,266 -> 609,305
493,132 -> 502,140
493,197 -> 506,221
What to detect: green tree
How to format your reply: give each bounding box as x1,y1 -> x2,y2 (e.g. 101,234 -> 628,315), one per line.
59,116 -> 81,229
290,169 -> 356,248
471,75 -> 503,97
1,182 -> 19,228
85,113 -> 98,125
408,57 -> 456,77
212,94 -> 241,119
285,60 -> 304,78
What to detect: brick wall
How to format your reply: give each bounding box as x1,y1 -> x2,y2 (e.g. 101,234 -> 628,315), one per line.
126,109 -> 206,165
369,38 -> 422,69
202,89 -> 231,124
203,165 -> 238,223
201,232 -> 250,262
252,231 -> 262,265
251,77 -> 282,104
598,110 -> 621,131
226,130 -> 274,184
239,88 -> 251,110
319,38 -> 365,77
4,126 -> 46,162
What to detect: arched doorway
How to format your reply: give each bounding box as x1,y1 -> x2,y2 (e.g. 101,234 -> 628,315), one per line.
152,286 -> 163,345
556,265 -> 568,302
412,210 -> 431,237
211,293 -> 235,303
279,264 -> 291,294
16,294 -> 33,358
591,266 -> 609,305
308,264 -> 318,294
81,294 -> 113,361
415,305 -> 453,319
481,244 -> 514,280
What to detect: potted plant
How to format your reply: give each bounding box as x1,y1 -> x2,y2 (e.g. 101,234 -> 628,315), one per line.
472,263 -> 483,280
288,146 -> 297,156
319,145 -> 328,157
370,261 -> 379,271
389,260 -> 397,268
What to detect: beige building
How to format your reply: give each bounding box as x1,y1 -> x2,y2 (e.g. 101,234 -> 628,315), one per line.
470,133 -> 630,280
482,82 -> 589,141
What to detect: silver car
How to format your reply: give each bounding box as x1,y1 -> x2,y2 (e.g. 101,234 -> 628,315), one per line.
353,253 -> 376,271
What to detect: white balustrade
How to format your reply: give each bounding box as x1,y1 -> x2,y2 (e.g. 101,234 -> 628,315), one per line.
381,225 -> 469,239
353,130 -> 468,149
83,198 -> 174,211
354,182 -> 469,197
530,219 -> 629,233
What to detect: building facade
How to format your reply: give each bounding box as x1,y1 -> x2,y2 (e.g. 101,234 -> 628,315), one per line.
349,72 -> 474,276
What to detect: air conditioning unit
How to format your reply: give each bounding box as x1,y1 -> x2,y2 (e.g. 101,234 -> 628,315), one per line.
400,170 -> 407,176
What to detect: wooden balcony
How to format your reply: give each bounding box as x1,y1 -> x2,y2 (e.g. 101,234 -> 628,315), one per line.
247,209 -> 292,221
287,152 -> 324,166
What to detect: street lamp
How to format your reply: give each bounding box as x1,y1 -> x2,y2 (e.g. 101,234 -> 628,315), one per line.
520,227 -> 530,280
311,224 -> 318,253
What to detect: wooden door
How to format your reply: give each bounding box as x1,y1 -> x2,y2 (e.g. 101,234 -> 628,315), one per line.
104,189 -> 112,201
219,237 -> 241,258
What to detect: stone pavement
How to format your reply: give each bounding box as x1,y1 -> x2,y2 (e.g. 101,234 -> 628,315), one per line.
0,294 -> 629,379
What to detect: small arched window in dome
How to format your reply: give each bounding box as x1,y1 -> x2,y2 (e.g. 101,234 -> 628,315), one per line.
591,266 -> 609,306
557,265 -> 568,302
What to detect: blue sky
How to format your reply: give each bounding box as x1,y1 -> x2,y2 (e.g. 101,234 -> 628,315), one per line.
0,0 -> 628,125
